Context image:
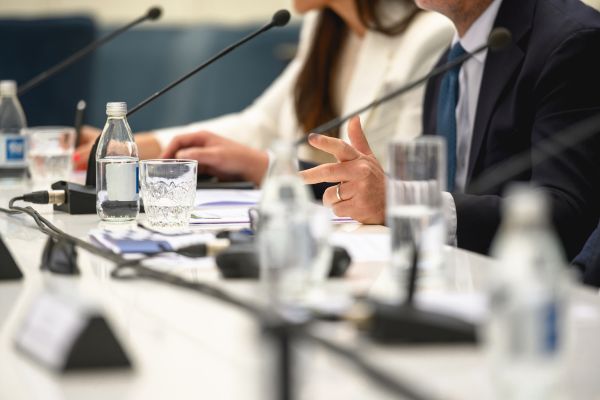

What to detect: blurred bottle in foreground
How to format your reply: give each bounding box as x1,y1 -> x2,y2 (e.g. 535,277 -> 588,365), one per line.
95,102 -> 139,222
0,80 -> 28,182
485,185 -> 569,400
257,140 -> 330,311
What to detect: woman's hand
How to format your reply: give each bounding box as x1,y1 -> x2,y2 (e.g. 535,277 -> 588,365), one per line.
73,125 -> 101,170
73,126 -> 162,170
162,131 -> 269,185
300,117 -> 386,224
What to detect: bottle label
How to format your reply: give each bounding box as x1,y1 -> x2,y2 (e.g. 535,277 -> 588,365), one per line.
543,301 -> 559,354
0,134 -> 26,167
106,162 -> 138,201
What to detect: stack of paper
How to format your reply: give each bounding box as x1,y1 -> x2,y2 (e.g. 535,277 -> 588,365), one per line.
191,189 -> 355,225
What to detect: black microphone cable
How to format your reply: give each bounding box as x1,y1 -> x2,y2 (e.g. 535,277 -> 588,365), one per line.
108,260 -> 439,400
0,192 -> 215,262
0,191 -> 439,400
301,331 -> 437,400
0,193 -> 124,264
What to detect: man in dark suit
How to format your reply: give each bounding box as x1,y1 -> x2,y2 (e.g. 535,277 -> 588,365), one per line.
301,0 -> 600,260
573,222 -> 600,287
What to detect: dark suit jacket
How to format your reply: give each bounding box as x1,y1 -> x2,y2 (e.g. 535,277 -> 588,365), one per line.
573,221 -> 600,287
423,0 -> 600,260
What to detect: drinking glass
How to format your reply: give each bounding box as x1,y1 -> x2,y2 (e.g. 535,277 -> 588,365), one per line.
387,137 -> 446,284
25,126 -> 75,184
139,159 -> 198,230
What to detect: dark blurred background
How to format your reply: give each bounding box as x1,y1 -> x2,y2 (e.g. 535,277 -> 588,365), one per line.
0,0 -> 300,131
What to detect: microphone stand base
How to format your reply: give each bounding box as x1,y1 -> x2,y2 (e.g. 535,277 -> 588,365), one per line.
367,301 -> 477,345
0,236 -> 23,280
52,181 -> 97,215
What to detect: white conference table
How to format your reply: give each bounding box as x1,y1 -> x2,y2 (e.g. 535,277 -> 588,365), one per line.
1,182 -> 600,400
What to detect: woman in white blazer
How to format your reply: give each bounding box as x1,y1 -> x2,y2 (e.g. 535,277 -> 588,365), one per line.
75,0 -> 453,184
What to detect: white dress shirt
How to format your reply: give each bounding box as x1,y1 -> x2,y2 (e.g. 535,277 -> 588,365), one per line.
442,0 -> 503,244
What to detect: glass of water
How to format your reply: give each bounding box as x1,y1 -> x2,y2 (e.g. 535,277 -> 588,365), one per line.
139,159 -> 198,230
24,126 -> 75,185
387,137 -> 446,289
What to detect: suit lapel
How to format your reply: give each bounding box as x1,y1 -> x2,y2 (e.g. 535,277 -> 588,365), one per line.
467,0 -> 536,182
467,44 -> 524,179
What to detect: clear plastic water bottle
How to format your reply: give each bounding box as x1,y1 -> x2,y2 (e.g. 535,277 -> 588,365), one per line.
257,140 -> 318,309
0,80 -> 28,181
95,102 -> 139,222
485,185 -> 569,400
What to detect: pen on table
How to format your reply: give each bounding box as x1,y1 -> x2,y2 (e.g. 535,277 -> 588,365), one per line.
74,99 -> 86,148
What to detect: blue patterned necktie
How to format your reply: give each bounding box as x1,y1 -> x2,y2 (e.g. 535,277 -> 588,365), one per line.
436,42 -> 466,192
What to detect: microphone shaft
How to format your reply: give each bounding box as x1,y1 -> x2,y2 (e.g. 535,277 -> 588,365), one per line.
300,42 -> 489,143
18,13 -> 151,96
74,100 -> 86,148
127,23 -> 274,117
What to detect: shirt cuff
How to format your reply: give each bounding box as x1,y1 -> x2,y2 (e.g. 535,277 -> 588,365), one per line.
442,191 -> 457,246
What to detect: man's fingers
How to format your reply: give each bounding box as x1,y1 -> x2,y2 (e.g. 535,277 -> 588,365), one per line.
319,189 -> 355,219
322,181 -> 360,207
300,159 -> 370,184
331,199 -> 356,219
347,116 -> 373,156
307,133 -> 360,162
322,186 -> 338,207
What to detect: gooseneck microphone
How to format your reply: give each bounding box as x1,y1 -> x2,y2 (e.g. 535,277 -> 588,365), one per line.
126,9 -> 291,117
17,6 -> 163,97
297,27 -> 512,143
66,9 -> 291,211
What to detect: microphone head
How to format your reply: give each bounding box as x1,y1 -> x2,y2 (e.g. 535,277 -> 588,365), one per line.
488,27 -> 512,51
147,6 -> 163,21
272,9 -> 291,27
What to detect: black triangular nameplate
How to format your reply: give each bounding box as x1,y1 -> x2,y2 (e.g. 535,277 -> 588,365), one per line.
63,315 -> 132,371
41,237 -> 79,275
0,235 -> 23,281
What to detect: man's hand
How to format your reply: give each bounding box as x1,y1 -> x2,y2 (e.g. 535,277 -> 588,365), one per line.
300,117 -> 386,224
162,131 -> 269,185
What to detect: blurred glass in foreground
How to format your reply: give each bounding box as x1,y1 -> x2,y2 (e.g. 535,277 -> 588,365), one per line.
387,136 -> 446,298
486,185 -> 569,400
25,126 -> 75,185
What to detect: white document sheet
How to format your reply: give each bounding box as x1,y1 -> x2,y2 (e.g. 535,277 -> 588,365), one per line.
194,189 -> 261,207
191,189 -> 354,225
330,231 -> 390,263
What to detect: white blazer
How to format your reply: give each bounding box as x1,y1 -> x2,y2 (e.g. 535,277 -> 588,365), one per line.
154,10 -> 453,168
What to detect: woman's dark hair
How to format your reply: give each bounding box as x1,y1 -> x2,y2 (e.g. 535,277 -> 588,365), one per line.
294,0 -> 421,137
